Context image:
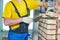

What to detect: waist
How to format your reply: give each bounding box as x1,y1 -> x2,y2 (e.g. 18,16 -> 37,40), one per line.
9,30 -> 28,34
9,22 -> 29,34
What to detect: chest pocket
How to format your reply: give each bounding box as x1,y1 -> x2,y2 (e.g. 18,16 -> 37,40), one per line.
9,0 -> 30,34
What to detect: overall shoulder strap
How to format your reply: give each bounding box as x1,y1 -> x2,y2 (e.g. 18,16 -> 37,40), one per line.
10,1 -> 30,17
10,1 -> 21,17
23,0 -> 30,12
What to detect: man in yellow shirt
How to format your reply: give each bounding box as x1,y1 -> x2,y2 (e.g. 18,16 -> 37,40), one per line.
2,0 -> 48,40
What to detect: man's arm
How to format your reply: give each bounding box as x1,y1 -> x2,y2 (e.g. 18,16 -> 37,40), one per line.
4,17 -> 33,26
54,5 -> 58,10
4,18 -> 22,26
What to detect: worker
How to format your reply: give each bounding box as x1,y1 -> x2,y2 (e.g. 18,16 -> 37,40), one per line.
2,0 -> 49,40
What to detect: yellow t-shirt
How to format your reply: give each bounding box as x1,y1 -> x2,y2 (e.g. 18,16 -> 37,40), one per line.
2,0 -> 40,30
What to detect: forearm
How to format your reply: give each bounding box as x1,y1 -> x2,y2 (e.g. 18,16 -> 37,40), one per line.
4,18 -> 22,26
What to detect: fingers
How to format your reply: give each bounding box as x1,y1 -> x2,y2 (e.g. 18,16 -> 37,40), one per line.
43,2 -> 49,8
54,5 -> 58,10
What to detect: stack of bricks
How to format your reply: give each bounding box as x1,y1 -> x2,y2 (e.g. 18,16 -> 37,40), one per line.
38,16 -> 58,40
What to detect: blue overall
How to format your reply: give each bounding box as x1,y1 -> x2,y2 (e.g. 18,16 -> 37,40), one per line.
8,0 -> 30,40
8,32 -> 30,40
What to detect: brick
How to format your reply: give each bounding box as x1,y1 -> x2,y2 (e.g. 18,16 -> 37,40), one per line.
47,30 -> 56,34
46,19 -> 56,24
47,25 -> 56,29
47,35 -> 56,39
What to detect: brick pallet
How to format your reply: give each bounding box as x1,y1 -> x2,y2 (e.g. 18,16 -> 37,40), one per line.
38,16 -> 58,40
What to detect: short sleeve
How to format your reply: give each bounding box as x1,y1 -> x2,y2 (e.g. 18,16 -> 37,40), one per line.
26,0 -> 40,10
2,2 -> 12,18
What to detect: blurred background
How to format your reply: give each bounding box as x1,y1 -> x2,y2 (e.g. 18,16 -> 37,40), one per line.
0,0 -> 60,40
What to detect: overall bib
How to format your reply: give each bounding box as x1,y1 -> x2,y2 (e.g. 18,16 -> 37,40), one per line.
8,0 -> 30,40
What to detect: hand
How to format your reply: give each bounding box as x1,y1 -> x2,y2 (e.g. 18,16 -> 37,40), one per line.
39,2 -> 49,8
22,17 -> 33,24
54,5 -> 58,10
43,2 -> 49,8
